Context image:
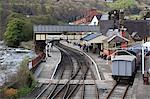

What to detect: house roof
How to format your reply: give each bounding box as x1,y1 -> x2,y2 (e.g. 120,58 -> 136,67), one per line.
95,14 -> 102,20
99,20 -> 150,39
86,35 -> 107,43
124,20 -> 150,38
34,25 -> 100,33
100,14 -> 109,20
106,29 -> 120,37
72,9 -> 99,25
81,33 -> 101,41
99,20 -> 117,35
105,34 -> 129,42
131,32 -> 142,41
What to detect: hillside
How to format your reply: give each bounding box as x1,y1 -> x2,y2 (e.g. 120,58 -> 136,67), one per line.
0,0 -> 109,40
0,0 -> 150,40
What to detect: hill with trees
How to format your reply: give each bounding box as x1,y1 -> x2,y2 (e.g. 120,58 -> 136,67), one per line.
0,0 -> 149,47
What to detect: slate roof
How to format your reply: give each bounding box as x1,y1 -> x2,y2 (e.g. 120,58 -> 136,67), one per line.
99,20 -> 150,39
124,20 -> 150,38
100,14 -> 109,20
99,20 -> 117,35
106,29 -> 120,37
95,14 -> 102,20
81,33 -> 101,41
107,35 -> 129,42
34,25 -> 100,33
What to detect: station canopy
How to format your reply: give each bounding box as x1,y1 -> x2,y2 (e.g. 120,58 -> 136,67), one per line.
81,33 -> 107,44
34,25 -> 100,34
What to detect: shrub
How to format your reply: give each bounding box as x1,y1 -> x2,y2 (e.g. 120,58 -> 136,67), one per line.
4,88 -> 17,98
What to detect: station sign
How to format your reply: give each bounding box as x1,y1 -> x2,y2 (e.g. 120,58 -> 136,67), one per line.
46,35 -> 63,40
35,34 -> 46,40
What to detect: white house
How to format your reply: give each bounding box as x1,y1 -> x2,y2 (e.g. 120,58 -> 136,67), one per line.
89,15 -> 101,25
89,14 -> 109,26
89,16 -> 98,25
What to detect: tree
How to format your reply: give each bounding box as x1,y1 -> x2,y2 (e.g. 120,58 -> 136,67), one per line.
4,13 -> 33,47
2,57 -> 36,98
4,18 -> 25,47
22,20 -> 33,41
16,57 -> 34,88
0,0 -> 10,40
107,0 -> 136,10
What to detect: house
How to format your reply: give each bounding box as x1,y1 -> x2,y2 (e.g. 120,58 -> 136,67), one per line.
89,15 -> 101,25
100,14 -> 109,20
89,14 -> 109,25
103,29 -> 130,56
98,19 -> 150,57
124,20 -> 150,42
99,20 -> 150,42
80,33 -> 107,53
72,9 -> 100,25
69,9 -> 101,42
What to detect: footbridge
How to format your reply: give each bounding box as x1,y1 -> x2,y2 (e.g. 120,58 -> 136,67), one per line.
34,25 -> 100,54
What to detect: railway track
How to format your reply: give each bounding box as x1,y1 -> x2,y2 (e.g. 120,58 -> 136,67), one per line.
57,43 -> 99,99
35,43 -> 99,99
106,81 -> 130,99
35,47 -> 74,99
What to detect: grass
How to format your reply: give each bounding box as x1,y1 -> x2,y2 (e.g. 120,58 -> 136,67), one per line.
17,86 -> 32,97
17,80 -> 38,97
129,15 -> 142,20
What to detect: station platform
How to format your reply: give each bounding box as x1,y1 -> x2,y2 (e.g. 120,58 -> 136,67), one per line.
60,41 -> 150,98
33,41 -> 150,99
60,41 -> 113,80
124,56 -> 150,99
125,71 -> 150,99
34,46 -> 61,79
145,56 -> 150,72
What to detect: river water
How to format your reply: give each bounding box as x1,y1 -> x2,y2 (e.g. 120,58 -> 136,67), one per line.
0,41 -> 36,86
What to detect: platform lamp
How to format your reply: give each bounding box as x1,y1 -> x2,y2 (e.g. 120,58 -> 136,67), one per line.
45,40 -> 48,60
61,33 -> 64,40
142,46 -> 145,77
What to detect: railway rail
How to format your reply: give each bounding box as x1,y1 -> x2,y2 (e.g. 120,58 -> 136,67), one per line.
57,43 -> 99,98
35,43 -> 99,99
106,81 -> 130,99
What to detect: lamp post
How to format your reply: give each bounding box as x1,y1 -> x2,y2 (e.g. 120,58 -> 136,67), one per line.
45,41 -> 48,60
142,46 -> 145,77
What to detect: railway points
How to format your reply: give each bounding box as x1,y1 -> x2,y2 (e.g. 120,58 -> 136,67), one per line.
2,3 -> 150,99
26,41 -> 150,99
37,79 -> 113,85
26,42 -> 103,99
60,41 -> 113,80
59,41 -> 150,99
